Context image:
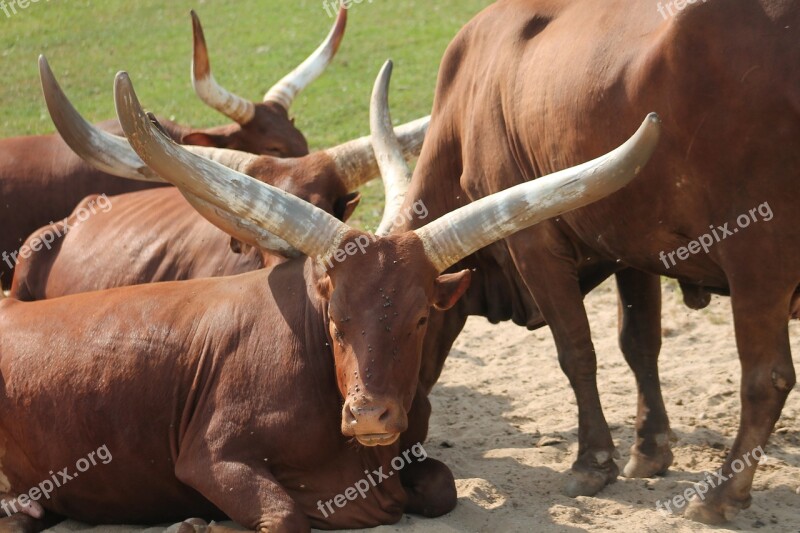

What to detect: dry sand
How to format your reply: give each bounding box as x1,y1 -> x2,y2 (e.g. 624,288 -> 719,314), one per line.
45,279 -> 800,533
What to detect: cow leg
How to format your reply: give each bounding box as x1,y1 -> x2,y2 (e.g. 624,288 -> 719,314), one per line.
685,280 -> 796,524
0,493 -> 62,533
167,519 -> 251,533
397,385 -> 457,517
508,238 -> 617,497
615,269 -> 673,478
0,509 -> 62,533
400,384 -> 432,451
175,455 -> 309,533
0,515 -> 44,533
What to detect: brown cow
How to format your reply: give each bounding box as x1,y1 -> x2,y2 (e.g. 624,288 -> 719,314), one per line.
8,58 -> 429,300
0,66 -> 656,532
381,0 -> 799,524
0,7 -> 346,288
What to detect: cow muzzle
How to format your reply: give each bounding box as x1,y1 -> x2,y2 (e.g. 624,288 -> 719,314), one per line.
342,397 -> 407,446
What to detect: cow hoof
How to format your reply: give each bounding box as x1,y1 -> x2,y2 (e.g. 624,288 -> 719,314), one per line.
684,494 -> 750,524
622,446 -> 673,478
563,462 -> 618,497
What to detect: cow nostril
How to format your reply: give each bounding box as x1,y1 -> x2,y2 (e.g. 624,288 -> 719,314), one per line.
347,404 -> 392,426
345,405 -> 358,425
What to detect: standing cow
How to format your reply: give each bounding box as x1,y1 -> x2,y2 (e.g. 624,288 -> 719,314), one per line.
0,6 -> 346,287
0,64 -> 657,532
384,0 -> 798,524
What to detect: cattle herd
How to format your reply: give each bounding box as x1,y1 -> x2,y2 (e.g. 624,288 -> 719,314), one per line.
0,1 -> 797,532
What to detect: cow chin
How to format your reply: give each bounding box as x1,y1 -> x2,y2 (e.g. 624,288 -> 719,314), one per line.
355,433 -> 401,447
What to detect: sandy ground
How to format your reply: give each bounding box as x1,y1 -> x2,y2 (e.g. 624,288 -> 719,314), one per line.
45,279 -> 800,533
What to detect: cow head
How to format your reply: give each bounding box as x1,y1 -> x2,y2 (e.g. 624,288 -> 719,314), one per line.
316,231 -> 471,445
182,6 -> 348,157
116,64 -> 661,446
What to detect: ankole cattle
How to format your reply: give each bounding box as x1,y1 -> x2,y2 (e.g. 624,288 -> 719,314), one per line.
0,6 -> 346,288
378,0 -> 798,524
0,63 -> 657,532
9,57 -> 429,300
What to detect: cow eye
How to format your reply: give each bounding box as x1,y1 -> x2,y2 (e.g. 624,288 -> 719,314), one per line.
417,317 -> 428,327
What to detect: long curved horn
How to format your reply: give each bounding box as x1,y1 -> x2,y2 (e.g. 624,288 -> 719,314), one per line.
182,193 -> 300,257
369,61 -> 412,236
39,55 -> 163,182
42,52 -> 424,202
324,115 -> 429,193
115,71 -> 350,260
41,55 -> 261,181
191,10 -> 256,124
41,57 -> 296,254
415,114 -> 662,272
263,3 -> 347,109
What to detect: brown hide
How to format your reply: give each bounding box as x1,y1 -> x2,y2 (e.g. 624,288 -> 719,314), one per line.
9,153 -> 357,301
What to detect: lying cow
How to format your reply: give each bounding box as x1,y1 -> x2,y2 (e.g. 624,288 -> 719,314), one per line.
0,6 -> 346,287
384,0 -> 799,524
0,65 -> 658,532
9,58 -> 429,300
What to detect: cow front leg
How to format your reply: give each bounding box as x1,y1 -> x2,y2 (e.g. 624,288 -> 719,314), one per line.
397,386 -> 457,517
0,515 -> 45,533
615,269 -> 673,478
168,519 -> 255,533
0,503 -> 62,533
508,236 -> 617,497
175,456 -> 309,533
0,493 -> 62,533
685,280 -> 796,524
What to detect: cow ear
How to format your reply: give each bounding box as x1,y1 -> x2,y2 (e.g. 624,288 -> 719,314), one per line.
316,274 -> 334,301
182,131 -> 229,148
334,192 -> 361,222
433,269 -> 472,310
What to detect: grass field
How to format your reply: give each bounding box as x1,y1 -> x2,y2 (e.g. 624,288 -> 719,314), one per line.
0,0 -> 489,229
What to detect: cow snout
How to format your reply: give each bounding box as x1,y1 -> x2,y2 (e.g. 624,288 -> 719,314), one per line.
342,398 -> 407,446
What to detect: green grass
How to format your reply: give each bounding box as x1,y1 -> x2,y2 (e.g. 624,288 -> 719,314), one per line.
0,0 -> 490,229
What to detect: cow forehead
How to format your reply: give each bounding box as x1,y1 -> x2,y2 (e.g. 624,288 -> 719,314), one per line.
325,235 -> 435,315
329,234 -> 435,286
330,281 -> 429,319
